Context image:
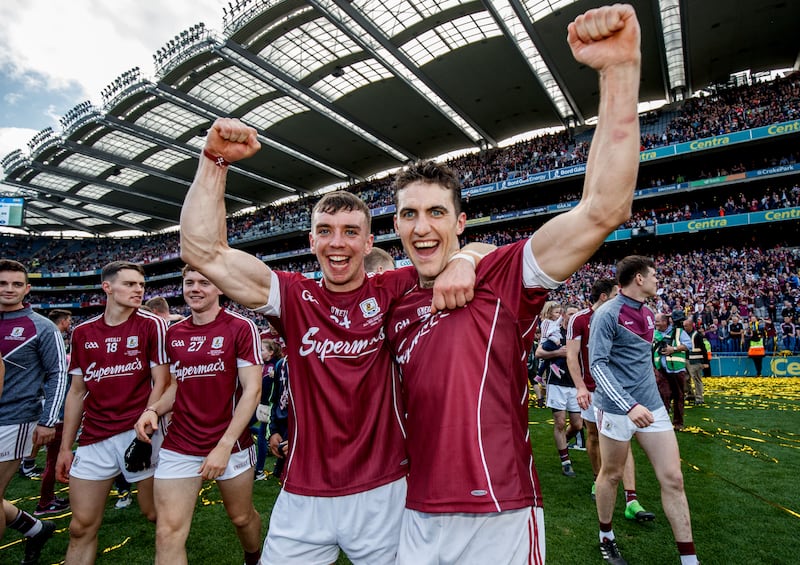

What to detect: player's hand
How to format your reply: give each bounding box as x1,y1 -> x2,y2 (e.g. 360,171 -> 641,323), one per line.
32,425 -> 55,448
134,411 -> 158,442
567,4 -> 640,72
576,387 -> 591,411
269,433 -> 285,458
199,444 -> 232,480
205,118 -> 261,163
627,404 -> 654,428
431,256 -> 475,313
56,449 -> 73,483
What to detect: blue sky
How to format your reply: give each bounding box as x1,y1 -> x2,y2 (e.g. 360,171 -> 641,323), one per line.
0,0 -> 227,160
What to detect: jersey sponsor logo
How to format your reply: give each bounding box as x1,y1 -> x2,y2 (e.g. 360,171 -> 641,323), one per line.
171,339 -> 186,347
301,289 -> 319,305
623,320 -> 634,326
173,359 -> 226,381
359,298 -> 380,318
11,326 -> 24,337
211,336 -> 224,349
298,326 -> 385,362
84,341 -> 100,349
330,306 -> 351,328
416,305 -> 431,318
127,336 -> 139,348
83,359 -> 144,382
394,311 -> 451,365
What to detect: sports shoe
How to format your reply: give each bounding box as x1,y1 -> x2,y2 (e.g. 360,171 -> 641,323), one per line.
115,491 -> 132,509
599,538 -> 627,565
34,497 -> 70,516
561,463 -> 576,477
591,482 -> 596,500
254,470 -> 270,481
624,499 -> 655,522
18,466 -> 42,479
22,520 -> 56,565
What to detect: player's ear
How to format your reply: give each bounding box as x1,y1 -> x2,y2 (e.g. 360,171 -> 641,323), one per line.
455,212 -> 466,235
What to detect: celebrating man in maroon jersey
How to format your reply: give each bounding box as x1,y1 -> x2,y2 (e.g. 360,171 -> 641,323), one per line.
56,261 -> 170,564
180,128 -> 485,562
135,266 -> 263,565
386,5 -> 642,563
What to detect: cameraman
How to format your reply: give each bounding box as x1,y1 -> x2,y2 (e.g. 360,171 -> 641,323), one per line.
652,311 -> 691,430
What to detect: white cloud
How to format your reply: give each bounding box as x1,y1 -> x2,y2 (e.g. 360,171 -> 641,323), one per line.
4,92 -> 22,105
0,0 -> 227,105
0,127 -> 36,159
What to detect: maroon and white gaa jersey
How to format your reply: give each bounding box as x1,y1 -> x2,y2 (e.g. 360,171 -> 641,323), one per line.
255,267 -> 418,497
69,310 -> 169,445
163,309 -> 263,456
387,239 -> 554,513
566,307 -> 595,391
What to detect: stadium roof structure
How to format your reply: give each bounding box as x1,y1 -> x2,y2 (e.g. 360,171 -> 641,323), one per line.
2,0 -> 798,235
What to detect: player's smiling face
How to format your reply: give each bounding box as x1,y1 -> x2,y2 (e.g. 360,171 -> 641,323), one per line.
310,208 -> 373,293
103,268 -> 145,309
183,271 -> 222,313
394,180 -> 466,285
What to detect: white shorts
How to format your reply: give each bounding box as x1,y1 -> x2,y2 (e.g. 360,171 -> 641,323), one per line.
546,384 -> 580,412
595,406 -> 673,442
581,391 -> 596,423
261,477 -> 406,565
397,506 -> 545,565
70,428 -> 161,483
0,422 -> 36,462
155,446 -> 255,481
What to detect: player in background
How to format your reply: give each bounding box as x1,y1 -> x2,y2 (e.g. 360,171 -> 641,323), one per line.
385,5 -> 643,562
57,261 -> 170,565
567,278 -> 654,521
364,247 -> 396,273
180,118 -> 484,563
0,259 -> 67,565
135,266 -> 263,565
590,256 -> 698,564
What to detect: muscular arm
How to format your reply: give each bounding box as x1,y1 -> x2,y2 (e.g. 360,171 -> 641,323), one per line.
566,338 -> 590,409
531,5 -> 641,281
198,364 -> 262,480
180,118 -> 272,309
56,373 -> 87,482
535,343 -> 567,359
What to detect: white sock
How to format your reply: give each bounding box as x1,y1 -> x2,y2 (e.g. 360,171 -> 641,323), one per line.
680,555 -> 699,565
600,529 -> 615,543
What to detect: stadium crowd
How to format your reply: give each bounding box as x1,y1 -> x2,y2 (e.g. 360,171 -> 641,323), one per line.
2,73 -> 798,275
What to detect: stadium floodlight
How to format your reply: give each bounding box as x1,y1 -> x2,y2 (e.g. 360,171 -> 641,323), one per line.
658,0 -> 687,99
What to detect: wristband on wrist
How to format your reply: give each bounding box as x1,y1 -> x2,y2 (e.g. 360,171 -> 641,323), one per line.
448,252 -> 477,268
143,407 -> 158,417
202,148 -> 230,168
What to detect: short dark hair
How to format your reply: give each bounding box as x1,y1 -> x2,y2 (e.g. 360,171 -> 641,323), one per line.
101,261 -> 144,282
48,309 -> 72,324
392,160 -> 462,215
0,259 -> 29,282
616,255 -> 655,287
312,191 -> 371,232
590,278 -> 617,303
